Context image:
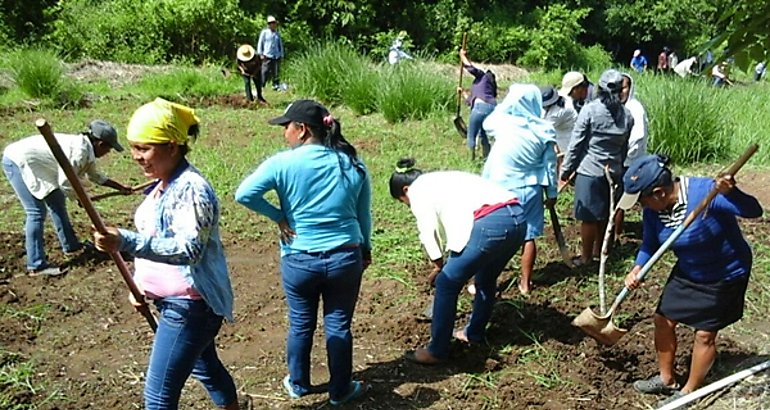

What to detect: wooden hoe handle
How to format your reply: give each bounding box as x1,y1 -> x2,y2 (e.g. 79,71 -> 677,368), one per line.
36,119 -> 157,332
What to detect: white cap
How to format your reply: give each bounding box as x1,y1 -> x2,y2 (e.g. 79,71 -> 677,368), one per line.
267,15 -> 277,23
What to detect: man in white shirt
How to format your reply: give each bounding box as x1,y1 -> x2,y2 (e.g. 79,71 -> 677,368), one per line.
2,120 -> 131,276
257,15 -> 285,91
673,56 -> 698,78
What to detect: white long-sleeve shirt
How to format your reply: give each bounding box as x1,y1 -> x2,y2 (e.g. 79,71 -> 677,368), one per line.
406,171 -> 516,260
3,133 -> 108,200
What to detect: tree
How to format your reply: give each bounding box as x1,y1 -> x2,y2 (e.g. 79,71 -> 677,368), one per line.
709,1 -> 770,70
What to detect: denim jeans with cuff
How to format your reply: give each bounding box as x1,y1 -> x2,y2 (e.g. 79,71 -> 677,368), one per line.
281,247 -> 363,401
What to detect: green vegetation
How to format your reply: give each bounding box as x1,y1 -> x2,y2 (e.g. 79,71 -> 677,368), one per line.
1,48 -> 83,107
5,0 -> 763,72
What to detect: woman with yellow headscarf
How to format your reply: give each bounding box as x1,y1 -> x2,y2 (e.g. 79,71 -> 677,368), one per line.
93,98 -> 248,409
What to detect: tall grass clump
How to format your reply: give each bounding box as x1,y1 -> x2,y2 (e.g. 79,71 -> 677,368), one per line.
342,64 -> 381,115
4,48 -> 65,99
286,41 -> 372,106
377,62 -> 454,123
133,66 -> 236,100
636,75 -> 732,164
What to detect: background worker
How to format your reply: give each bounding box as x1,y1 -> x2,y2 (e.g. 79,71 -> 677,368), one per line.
620,154 -> 762,408
614,72 -> 648,238
236,44 -> 267,104
459,48 -> 497,160
257,15 -> 285,91
559,71 -> 590,114
2,120 -> 130,276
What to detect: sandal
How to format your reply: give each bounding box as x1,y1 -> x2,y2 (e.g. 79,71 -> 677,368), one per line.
571,256 -> 590,267
656,390 -> 689,408
633,375 -> 680,395
329,380 -> 366,406
403,348 -> 443,365
517,279 -> 533,295
453,328 -> 483,345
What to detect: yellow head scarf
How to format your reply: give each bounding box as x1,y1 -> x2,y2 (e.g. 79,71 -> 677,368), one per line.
126,98 -> 200,146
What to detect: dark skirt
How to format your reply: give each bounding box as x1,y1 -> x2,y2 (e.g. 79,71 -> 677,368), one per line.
656,271 -> 750,331
573,174 -> 623,221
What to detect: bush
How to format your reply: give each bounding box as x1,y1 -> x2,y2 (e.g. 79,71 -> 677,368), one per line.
4,48 -> 65,99
285,41 -> 372,106
376,62 -> 454,123
48,0 -> 261,64
637,75 -> 732,164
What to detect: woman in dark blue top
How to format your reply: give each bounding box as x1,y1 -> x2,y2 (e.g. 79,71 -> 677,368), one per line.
619,154 -> 762,407
460,48 -> 497,160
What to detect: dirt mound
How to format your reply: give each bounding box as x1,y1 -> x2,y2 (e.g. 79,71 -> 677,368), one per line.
66,60 -> 174,86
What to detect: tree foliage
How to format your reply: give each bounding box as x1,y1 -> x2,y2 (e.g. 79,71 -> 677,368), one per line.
710,1 -> 770,70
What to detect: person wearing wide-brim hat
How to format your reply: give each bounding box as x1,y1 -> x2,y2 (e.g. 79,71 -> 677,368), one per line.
237,44 -> 266,104
620,154 -> 762,407
2,119 -> 131,277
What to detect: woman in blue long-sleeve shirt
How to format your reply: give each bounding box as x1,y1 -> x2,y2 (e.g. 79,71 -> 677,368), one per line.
619,154 -> 762,407
235,99 -> 371,407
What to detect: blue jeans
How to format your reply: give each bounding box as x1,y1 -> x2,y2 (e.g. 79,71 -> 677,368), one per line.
428,205 -> 526,359
3,156 -> 80,270
467,101 -> 495,152
144,298 -> 237,410
242,74 -> 263,102
281,248 -> 363,401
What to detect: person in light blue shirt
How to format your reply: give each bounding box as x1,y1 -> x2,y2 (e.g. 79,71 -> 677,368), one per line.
235,99 -> 371,407
257,15 -> 285,90
482,84 -> 558,294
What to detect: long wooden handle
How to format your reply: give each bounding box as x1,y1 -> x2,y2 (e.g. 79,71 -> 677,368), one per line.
456,32 -> 468,115
36,119 -> 157,332
547,203 -> 574,268
91,180 -> 156,202
610,143 -> 758,312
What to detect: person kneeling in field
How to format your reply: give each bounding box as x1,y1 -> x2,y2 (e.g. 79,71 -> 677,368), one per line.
235,99 -> 371,406
392,158 -> 526,364
93,99 -> 248,410
2,120 -> 131,277
621,155 -> 762,407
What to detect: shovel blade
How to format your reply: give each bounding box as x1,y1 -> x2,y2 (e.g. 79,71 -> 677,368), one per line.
571,307 -> 628,346
454,116 -> 467,139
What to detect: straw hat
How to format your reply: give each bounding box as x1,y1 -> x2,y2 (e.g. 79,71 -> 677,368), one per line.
237,44 -> 256,62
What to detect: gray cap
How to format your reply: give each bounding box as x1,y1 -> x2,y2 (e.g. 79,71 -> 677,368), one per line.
88,120 -> 123,152
598,69 -> 624,93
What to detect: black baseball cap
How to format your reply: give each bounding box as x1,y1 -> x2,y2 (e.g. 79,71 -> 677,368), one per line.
268,100 -> 329,128
88,120 -> 124,152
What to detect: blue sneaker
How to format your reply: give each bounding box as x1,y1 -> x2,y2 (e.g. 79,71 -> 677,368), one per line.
329,380 -> 366,406
282,375 -> 301,400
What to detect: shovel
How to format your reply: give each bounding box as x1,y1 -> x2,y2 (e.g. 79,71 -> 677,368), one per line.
453,32 -> 468,139
37,118 -> 158,332
572,144 -> 758,346
547,202 -> 574,268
